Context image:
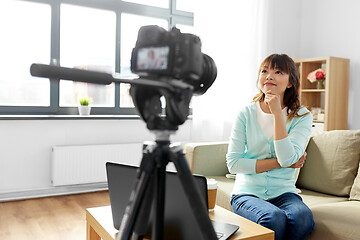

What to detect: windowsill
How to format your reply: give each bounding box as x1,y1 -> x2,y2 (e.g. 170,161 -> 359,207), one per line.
0,115 -> 141,120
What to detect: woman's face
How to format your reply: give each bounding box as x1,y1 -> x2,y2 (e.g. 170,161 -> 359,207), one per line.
258,65 -> 292,97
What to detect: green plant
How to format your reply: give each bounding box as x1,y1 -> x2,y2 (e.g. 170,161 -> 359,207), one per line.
79,96 -> 91,106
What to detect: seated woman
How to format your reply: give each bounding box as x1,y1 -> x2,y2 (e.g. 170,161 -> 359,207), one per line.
227,54 -> 314,240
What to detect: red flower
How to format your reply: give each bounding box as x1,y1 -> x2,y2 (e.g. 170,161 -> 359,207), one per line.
308,68 -> 326,83
316,71 -> 325,80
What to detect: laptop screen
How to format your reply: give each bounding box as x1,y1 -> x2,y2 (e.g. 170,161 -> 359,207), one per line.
106,162 -> 209,239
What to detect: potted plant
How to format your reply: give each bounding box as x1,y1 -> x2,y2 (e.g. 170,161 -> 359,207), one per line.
78,96 -> 92,115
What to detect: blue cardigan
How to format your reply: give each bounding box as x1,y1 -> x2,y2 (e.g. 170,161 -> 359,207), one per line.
226,102 -> 313,200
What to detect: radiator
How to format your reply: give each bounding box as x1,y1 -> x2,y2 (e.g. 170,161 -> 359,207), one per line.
51,143 -> 143,186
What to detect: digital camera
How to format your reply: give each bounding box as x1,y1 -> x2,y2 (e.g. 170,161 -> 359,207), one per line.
131,25 -> 217,95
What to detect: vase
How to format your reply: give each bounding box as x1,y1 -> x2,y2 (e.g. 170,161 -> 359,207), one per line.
317,79 -> 325,89
78,105 -> 91,115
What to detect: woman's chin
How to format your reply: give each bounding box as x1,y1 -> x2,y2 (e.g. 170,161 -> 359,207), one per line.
262,86 -> 276,92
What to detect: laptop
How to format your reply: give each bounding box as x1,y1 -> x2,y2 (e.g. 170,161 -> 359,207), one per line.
106,162 -> 239,240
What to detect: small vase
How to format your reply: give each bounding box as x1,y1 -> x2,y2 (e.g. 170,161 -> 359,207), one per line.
317,79 -> 325,89
78,105 -> 91,115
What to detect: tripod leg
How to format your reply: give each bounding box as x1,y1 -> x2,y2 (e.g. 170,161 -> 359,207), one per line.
132,175 -> 155,237
132,233 -> 143,240
152,158 -> 166,240
116,143 -> 156,240
169,143 -> 218,240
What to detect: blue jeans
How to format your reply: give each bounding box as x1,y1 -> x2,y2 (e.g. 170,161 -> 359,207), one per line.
231,193 -> 314,240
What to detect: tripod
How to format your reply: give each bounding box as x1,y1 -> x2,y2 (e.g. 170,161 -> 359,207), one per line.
29,62 -> 218,240
116,129 -> 218,240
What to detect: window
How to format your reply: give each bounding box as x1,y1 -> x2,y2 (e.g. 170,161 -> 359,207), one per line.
176,0 -> 193,12
0,0 -> 50,106
176,24 -> 195,34
123,0 -> 168,9
0,0 -> 194,115
59,4 -> 116,107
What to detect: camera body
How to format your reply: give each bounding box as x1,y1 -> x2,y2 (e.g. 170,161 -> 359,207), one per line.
131,25 -> 203,82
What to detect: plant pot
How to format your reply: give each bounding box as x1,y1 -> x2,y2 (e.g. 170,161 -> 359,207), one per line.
78,106 -> 91,115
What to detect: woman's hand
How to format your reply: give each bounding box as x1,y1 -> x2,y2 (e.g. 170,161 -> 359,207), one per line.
264,90 -> 282,116
288,152 -> 307,168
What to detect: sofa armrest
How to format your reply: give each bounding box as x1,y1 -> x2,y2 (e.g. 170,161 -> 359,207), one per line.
184,141 -> 229,176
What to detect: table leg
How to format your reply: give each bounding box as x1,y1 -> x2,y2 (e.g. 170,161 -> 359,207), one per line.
87,221 -> 101,240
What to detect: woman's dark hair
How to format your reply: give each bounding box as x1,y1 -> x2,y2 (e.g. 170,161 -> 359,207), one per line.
252,53 -> 308,121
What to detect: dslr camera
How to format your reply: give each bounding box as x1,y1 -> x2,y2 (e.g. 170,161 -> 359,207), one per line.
131,25 -> 217,95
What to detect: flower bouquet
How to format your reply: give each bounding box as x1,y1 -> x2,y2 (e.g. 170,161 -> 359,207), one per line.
307,68 -> 326,89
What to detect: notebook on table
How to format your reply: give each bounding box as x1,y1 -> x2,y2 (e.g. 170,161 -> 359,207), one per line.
106,162 -> 239,240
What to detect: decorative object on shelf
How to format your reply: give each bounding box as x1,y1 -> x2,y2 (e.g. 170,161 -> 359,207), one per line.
311,107 -> 325,122
311,107 -> 322,121
318,112 -> 325,121
307,68 -> 326,89
78,96 -> 92,115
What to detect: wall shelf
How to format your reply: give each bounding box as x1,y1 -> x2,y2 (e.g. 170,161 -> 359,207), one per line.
300,89 -> 326,93
295,57 -> 349,131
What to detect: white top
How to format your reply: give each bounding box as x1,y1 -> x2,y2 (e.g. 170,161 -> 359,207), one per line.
256,101 -> 288,139
207,178 -> 218,190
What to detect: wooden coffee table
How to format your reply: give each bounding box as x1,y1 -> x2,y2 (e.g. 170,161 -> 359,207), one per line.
86,205 -> 274,240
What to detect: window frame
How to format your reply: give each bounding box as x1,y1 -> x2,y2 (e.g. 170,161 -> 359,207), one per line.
0,0 -> 194,115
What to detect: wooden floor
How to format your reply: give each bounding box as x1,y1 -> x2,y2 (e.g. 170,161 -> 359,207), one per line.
0,191 -> 110,240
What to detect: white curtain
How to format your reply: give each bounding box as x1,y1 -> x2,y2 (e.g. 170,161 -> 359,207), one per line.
191,0 -> 269,142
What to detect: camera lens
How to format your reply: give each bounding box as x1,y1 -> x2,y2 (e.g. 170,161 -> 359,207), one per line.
191,54 -> 217,95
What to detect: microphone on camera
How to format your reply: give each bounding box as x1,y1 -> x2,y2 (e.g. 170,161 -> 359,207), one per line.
30,63 -> 114,85
30,63 -> 181,93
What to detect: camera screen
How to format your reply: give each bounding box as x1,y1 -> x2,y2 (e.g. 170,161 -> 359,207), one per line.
136,46 -> 169,70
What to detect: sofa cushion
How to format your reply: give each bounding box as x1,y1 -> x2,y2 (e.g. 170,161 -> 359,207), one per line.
185,142 -> 229,176
299,189 -> 348,208
297,130 -> 360,197
350,161 -> 360,200
307,201 -> 360,240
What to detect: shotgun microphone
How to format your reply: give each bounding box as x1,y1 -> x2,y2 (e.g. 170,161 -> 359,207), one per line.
30,63 -> 186,93
30,63 -> 114,85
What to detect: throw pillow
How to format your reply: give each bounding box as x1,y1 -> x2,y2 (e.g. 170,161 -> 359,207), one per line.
297,130 -> 360,197
350,162 -> 360,200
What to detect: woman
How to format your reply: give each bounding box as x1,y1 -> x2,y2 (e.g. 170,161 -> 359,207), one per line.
226,54 -> 314,240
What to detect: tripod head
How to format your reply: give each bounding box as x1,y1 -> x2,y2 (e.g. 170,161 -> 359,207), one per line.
130,77 -> 193,131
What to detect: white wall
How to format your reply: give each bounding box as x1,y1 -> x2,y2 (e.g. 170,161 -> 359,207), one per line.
256,0 -> 302,59
0,119 -> 192,197
256,0 -> 359,130
298,0 -> 360,130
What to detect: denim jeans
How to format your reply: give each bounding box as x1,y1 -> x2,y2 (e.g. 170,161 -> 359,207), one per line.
231,193 -> 314,240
